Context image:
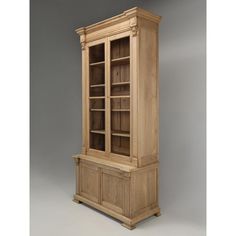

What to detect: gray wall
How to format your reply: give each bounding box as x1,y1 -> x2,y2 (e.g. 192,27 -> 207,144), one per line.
31,0 -> 205,234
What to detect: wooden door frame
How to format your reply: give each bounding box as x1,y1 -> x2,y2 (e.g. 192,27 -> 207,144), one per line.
107,31 -> 134,164
86,38 -> 108,157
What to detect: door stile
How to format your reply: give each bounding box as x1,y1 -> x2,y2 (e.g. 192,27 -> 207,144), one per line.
105,38 -> 111,156
130,31 -> 139,166
108,31 -> 133,162
85,45 -> 90,152
86,39 -> 107,156
129,33 -> 133,163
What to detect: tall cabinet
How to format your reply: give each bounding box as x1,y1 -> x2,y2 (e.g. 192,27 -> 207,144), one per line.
73,7 -> 161,229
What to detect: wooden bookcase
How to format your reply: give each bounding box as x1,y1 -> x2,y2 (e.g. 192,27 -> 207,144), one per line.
73,7 -> 161,229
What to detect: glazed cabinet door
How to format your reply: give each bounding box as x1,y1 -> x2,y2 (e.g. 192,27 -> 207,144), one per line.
86,39 -> 108,157
85,32 -> 138,166
107,32 -> 132,162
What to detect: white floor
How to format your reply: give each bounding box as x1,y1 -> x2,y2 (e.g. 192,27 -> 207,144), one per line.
31,169 -> 205,236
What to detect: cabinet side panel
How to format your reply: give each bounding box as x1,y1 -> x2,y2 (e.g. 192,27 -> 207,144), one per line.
138,18 -> 159,166
131,166 -> 158,217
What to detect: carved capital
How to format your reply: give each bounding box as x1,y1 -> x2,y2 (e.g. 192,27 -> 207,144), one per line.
74,157 -> 80,165
76,27 -> 86,50
80,33 -> 86,50
129,17 -> 138,36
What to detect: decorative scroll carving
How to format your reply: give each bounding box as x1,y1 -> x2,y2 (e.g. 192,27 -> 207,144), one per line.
77,28 -> 86,50
129,17 -> 138,36
80,34 -> 86,50
74,157 -> 80,165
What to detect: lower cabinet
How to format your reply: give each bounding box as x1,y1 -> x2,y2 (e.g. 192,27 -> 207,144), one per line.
74,156 -> 160,228
78,160 -> 130,217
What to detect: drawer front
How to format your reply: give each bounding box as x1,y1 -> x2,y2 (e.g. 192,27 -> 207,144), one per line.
80,161 -> 100,203
101,169 -> 130,216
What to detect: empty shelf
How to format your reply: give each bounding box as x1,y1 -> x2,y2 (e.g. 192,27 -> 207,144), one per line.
111,131 -> 130,137
90,130 -> 105,135
111,81 -> 130,86
111,109 -> 130,112
110,95 -> 130,99
90,61 -> 105,66
111,56 -> 130,65
90,109 -> 105,111
90,84 -> 105,88
89,96 -> 105,99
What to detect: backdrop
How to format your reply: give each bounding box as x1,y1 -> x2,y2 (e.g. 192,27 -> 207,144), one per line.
31,0 -> 206,235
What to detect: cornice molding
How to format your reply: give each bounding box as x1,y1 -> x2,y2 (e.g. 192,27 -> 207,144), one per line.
75,7 -> 161,37
75,27 -> 86,50
129,16 -> 138,36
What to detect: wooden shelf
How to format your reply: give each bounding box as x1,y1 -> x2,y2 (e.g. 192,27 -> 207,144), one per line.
90,84 -> 105,88
89,96 -> 105,99
90,61 -> 105,66
90,109 -> 105,111
112,109 -> 130,112
111,56 -> 130,65
111,131 -> 130,137
111,81 -> 130,86
110,95 -> 130,99
90,130 -> 105,135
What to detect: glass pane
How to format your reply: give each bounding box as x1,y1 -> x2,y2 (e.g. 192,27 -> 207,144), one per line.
110,36 -> 130,156
89,43 -> 105,151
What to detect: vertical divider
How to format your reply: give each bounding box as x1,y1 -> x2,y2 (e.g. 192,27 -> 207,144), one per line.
98,167 -> 102,204
86,46 -> 90,152
81,43 -> 87,154
106,38 -> 111,156
75,159 -> 80,194
129,34 -> 133,163
100,168 -> 103,204
131,32 -> 138,166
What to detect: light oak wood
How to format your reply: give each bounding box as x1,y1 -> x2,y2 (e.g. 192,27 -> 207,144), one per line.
73,158 -> 160,228
73,7 -> 161,229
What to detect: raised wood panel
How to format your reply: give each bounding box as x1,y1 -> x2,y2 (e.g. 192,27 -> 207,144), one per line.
80,162 -> 100,203
74,156 -> 159,227
101,169 -> 130,215
131,166 -> 157,217
137,17 -> 159,166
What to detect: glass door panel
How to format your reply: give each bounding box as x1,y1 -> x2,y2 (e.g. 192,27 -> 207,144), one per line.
89,43 -> 105,151
110,36 -> 130,156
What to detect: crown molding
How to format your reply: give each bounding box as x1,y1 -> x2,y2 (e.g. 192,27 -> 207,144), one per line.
75,7 -> 161,36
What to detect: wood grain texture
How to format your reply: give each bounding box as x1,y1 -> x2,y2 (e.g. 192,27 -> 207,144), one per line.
80,162 -> 100,203
74,159 -> 160,228
137,17 -> 159,167
74,7 -> 161,229
74,157 -> 160,228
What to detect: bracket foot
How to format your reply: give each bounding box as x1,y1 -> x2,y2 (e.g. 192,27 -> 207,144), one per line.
121,223 -> 136,230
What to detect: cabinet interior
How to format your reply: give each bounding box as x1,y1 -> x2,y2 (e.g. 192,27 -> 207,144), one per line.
89,43 -> 105,151
110,37 -> 130,156
88,37 -> 131,156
